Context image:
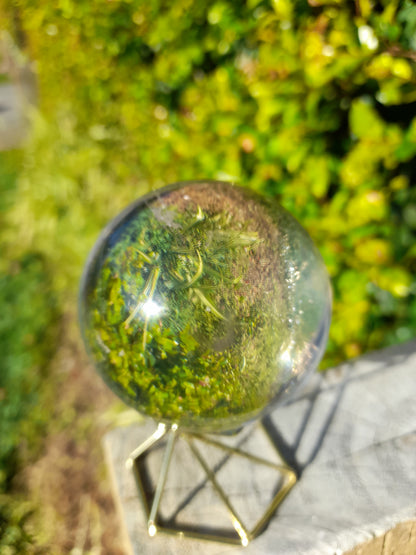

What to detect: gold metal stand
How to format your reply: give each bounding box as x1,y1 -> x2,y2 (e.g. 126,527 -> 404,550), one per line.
126,422 -> 297,547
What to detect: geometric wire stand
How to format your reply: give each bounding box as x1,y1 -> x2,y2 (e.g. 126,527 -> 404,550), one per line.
126,422 -> 297,547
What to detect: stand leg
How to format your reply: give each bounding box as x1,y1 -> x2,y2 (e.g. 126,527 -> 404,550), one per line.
126,422 -> 167,469
148,424 -> 178,536
187,436 -> 250,546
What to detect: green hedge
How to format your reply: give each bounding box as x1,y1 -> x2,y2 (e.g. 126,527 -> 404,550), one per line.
5,0 -> 415,362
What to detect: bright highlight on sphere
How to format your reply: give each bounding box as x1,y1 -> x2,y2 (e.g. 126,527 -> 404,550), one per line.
141,299 -> 165,319
79,181 -> 331,432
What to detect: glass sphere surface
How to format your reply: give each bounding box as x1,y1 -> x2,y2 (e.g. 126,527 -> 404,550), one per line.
79,181 -> 331,432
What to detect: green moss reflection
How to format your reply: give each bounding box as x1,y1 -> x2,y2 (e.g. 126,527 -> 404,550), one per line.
86,194 -> 290,430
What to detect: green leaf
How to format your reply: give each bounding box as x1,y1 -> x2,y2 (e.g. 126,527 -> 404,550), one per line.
349,99 -> 385,140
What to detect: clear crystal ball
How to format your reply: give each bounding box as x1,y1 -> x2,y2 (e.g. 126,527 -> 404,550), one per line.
79,181 -> 331,432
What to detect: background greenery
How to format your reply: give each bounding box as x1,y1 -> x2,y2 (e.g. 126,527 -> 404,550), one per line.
0,0 -> 415,550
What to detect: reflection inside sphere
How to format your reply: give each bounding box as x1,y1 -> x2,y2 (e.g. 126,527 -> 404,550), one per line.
79,181 -> 331,432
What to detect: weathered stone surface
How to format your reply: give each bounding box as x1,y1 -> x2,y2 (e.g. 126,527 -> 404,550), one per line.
104,341 -> 416,554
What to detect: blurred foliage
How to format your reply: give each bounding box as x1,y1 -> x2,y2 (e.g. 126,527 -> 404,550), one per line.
0,494 -> 38,554
0,229 -> 57,548
0,0 -> 415,549
2,0 -> 414,361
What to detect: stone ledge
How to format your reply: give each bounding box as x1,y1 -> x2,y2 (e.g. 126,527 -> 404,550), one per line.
104,340 -> 416,554
345,520 -> 416,555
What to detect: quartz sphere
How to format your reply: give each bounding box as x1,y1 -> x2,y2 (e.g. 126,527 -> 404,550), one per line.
79,181 -> 331,432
